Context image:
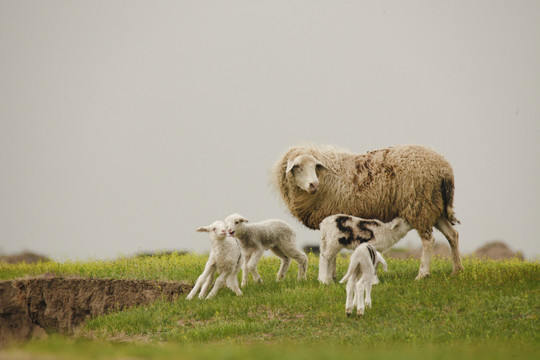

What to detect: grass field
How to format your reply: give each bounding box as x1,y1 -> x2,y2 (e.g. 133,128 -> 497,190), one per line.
1,253 -> 538,359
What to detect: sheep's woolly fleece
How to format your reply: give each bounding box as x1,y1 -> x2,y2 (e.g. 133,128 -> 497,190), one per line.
271,144 -> 457,239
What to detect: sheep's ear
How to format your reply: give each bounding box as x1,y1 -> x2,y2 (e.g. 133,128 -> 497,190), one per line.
196,226 -> 210,232
286,160 -> 295,173
315,160 -> 328,171
241,218 -> 249,223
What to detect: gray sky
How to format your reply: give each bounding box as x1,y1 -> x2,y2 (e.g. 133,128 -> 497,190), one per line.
1,1 -> 539,260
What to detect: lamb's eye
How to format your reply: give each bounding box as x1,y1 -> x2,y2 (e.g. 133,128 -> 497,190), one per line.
235,221 -> 239,224
212,228 -> 216,231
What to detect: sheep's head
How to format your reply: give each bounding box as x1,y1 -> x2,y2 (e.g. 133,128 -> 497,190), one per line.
286,154 -> 328,194
224,213 -> 248,237
196,220 -> 228,240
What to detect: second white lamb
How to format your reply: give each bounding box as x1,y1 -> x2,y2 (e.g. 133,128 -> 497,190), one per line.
225,213 -> 308,286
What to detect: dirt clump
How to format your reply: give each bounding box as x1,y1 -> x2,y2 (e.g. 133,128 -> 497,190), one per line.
0,252 -> 50,264
0,276 -> 191,345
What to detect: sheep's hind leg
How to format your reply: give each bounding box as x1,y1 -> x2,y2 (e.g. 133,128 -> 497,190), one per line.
271,246 -> 291,281
247,249 -> 264,283
435,216 -> 463,275
416,232 -> 435,280
280,243 -> 308,280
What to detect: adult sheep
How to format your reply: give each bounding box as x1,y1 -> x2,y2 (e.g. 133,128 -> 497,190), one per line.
271,144 -> 463,279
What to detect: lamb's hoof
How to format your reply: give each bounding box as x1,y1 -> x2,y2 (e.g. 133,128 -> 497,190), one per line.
346,310 -> 352,317
357,311 -> 364,317
415,272 -> 430,280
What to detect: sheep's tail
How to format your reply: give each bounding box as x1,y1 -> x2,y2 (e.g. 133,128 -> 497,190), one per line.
339,254 -> 360,284
441,178 -> 460,225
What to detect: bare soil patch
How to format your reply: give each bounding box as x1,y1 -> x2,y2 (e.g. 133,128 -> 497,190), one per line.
0,276 -> 191,345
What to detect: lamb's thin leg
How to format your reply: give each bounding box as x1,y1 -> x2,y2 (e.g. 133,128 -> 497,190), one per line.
416,232 -> 435,280
205,272 -> 228,299
186,261 -> 215,300
280,243 -> 308,280
240,250 -> 252,287
198,266 -> 216,299
435,217 -> 463,275
270,246 -> 291,281
319,246 -> 340,284
331,255 -> 337,280
247,248 -> 265,283
355,277 -> 367,316
345,273 -> 357,316
226,273 -> 242,296
363,272 -> 374,309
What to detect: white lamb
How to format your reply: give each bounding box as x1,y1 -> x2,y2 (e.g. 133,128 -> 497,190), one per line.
340,243 -> 388,316
318,214 -> 412,284
186,221 -> 242,300
224,213 -> 308,286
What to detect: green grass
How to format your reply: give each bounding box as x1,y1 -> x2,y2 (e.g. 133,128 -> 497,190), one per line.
1,253 -> 538,359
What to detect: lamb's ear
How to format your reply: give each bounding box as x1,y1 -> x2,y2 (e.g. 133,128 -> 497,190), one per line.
241,217 -> 249,223
286,160 -> 295,173
196,226 -> 210,232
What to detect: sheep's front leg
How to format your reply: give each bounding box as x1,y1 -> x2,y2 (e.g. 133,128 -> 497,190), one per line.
247,248 -> 265,283
186,260 -> 215,300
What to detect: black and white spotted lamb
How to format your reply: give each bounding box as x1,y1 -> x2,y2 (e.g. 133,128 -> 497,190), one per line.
318,214 -> 411,284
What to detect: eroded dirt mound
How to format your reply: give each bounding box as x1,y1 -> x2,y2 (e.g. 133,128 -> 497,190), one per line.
0,276 -> 191,345
472,241 -> 524,260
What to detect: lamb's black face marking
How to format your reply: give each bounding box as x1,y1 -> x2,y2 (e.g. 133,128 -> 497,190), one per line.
336,216 -> 375,246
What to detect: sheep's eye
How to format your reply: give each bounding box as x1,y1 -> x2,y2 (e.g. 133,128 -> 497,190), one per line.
212,228 -> 216,231
293,164 -> 300,171
235,221 -> 239,224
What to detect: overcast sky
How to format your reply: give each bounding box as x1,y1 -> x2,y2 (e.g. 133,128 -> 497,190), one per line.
1,1 -> 539,261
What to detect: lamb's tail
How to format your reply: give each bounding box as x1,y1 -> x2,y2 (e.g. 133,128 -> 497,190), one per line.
441,178 -> 460,225
339,254 -> 360,284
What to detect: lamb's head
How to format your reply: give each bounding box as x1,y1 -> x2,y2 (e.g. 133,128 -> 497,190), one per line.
286,154 -> 328,194
390,218 -> 413,237
196,220 -> 228,240
224,213 -> 248,237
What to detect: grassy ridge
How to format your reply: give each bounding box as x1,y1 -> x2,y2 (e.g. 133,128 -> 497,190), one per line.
1,253 -> 538,359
